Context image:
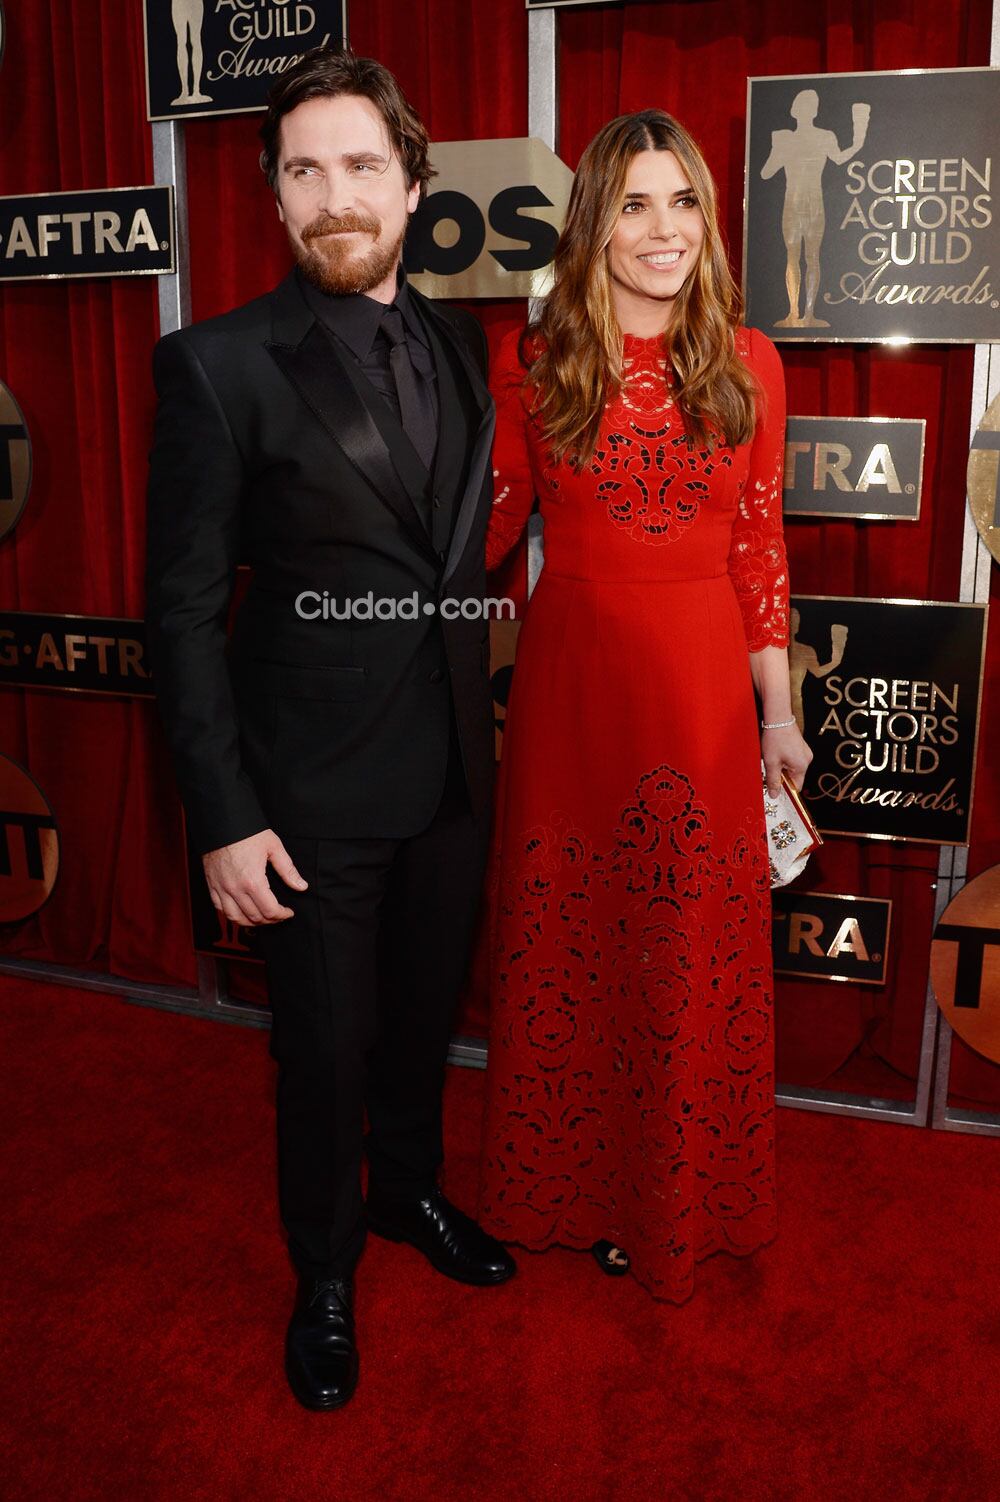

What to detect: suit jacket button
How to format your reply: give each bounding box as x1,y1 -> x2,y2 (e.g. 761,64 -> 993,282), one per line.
428,668 -> 444,684
433,496 -> 442,509
437,548 -> 447,561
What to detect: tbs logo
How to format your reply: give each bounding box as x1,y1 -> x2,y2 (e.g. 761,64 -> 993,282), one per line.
405,138 -> 573,300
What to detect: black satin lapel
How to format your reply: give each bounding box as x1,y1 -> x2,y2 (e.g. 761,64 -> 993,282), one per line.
266,322 -> 436,562
441,404 -> 496,588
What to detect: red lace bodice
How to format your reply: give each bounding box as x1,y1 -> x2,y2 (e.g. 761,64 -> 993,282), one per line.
486,326 -> 789,653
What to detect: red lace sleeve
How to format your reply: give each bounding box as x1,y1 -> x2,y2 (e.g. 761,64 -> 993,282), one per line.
727,327 -> 790,651
486,329 -> 538,572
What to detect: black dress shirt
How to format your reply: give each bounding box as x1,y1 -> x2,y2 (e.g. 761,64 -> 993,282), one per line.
298,266 -> 440,466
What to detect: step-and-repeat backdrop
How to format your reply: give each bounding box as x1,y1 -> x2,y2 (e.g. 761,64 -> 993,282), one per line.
1,1 -> 997,1115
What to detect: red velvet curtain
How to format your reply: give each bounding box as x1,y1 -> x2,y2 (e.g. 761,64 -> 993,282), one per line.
0,0 -> 996,1106
0,2 -> 196,985
557,0 -> 999,1102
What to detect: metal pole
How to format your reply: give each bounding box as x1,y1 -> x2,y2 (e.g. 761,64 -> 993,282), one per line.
527,6 -> 558,151
151,116 -> 228,1013
151,121 -> 191,335
931,334 -> 1000,1132
525,6 -> 558,597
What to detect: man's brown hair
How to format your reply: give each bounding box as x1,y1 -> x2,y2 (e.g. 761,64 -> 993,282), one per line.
259,47 -> 435,197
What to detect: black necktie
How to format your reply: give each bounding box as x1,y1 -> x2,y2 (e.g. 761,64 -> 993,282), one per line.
380,306 -> 437,473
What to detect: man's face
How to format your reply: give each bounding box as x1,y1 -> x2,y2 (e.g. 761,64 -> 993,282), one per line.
276,92 -> 420,300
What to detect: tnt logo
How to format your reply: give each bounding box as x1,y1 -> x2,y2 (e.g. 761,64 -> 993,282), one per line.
931,864 -> 1000,1066
0,381 -> 32,543
0,754 -> 59,923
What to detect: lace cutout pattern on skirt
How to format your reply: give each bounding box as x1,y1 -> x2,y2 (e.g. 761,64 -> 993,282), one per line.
482,762 -> 777,1303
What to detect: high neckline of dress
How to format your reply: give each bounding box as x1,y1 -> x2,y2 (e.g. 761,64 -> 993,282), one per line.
622,330 -> 668,352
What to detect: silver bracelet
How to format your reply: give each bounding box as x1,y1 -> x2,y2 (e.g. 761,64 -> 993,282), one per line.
761,716 -> 796,730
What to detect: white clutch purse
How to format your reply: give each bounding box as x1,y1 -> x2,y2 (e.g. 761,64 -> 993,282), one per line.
762,762 -> 823,888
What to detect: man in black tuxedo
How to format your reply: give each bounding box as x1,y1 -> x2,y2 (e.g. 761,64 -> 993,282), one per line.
146,49 -> 514,1412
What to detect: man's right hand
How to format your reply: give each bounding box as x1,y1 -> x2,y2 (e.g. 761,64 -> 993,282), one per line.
203,829 -> 309,926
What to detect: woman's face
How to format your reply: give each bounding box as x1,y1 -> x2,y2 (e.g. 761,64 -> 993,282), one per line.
607,149 -> 706,328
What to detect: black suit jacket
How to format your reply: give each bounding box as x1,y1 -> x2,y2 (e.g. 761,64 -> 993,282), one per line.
145,271 -> 497,855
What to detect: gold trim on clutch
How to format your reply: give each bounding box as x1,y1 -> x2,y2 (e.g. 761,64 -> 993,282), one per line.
781,772 -> 823,852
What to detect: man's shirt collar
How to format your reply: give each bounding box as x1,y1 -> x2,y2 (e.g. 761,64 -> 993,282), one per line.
298,265 -> 427,361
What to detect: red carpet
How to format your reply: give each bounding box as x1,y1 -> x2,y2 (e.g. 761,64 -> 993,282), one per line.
2,977 -> 998,1501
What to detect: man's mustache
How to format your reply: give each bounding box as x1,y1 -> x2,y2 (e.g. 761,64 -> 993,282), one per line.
302,212 -> 381,242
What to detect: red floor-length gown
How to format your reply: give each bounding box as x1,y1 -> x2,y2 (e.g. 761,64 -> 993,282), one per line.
478,326 -> 790,1302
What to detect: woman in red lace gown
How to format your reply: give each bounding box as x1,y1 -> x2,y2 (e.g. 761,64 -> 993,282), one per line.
478,111 -> 811,1302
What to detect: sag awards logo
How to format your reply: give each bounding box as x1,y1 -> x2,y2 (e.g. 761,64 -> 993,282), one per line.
761,89 -> 871,329
791,609 -> 962,813
145,1 -> 343,120
746,69 -> 1000,341
170,0 -> 213,106
788,597 -> 986,844
0,754 -> 59,924
173,0 -> 326,100
763,88 -> 991,321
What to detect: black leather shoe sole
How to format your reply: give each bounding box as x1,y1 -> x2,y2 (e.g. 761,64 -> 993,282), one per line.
366,1214 -> 516,1286
284,1351 -> 359,1411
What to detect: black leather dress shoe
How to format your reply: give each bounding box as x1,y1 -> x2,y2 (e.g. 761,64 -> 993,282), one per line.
366,1187 -> 516,1286
285,1277 -> 359,1411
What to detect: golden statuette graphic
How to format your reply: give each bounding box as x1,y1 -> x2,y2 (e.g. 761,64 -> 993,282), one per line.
171,0 -> 212,106
761,88 -> 870,329
787,606 -> 848,734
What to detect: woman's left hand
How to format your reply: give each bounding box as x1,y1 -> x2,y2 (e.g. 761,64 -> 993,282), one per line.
762,723 -> 812,798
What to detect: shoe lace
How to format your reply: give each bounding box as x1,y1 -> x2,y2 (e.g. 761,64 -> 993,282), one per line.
308,1277 -> 351,1311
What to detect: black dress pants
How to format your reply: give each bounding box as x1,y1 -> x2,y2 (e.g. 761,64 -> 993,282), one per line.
251,734 -> 490,1280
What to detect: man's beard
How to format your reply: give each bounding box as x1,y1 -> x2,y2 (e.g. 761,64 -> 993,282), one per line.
292,210 -> 405,296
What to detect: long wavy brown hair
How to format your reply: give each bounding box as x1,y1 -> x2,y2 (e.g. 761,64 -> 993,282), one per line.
525,110 -> 758,466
